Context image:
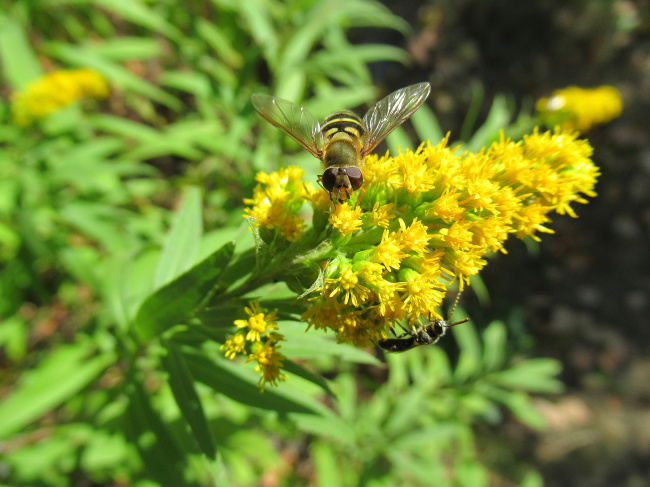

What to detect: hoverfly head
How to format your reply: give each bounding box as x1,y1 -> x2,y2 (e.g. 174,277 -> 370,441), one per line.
321,167 -> 363,203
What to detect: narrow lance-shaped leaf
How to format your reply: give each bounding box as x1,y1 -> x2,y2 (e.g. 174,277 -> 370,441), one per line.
134,242 -> 235,340
0,14 -> 42,88
124,379 -> 187,487
154,186 -> 203,288
162,339 -> 217,459
183,350 -> 328,416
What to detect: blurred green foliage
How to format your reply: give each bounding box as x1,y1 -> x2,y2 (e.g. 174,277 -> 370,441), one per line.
0,0 -> 562,485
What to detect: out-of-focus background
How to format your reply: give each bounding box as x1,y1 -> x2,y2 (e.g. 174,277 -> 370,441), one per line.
1,0 -> 648,485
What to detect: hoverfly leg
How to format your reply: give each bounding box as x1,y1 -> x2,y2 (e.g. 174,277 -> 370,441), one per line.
353,185 -> 367,210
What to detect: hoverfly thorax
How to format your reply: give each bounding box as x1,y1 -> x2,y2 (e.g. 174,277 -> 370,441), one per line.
251,82 -> 431,204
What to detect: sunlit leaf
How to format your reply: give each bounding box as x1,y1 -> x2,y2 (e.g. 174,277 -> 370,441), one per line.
183,350 -> 327,415
489,358 -> 564,394
453,317 -> 482,383
482,320 -> 507,372
154,186 -> 202,288
44,42 -> 182,110
0,14 -> 42,88
0,342 -> 115,438
93,0 -> 183,40
134,242 -> 235,340
87,36 -> 163,61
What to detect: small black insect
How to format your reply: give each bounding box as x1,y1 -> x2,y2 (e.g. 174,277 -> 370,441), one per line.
378,291 -> 470,353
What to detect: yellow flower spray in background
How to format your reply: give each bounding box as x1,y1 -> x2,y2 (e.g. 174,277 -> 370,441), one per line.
11,68 -> 110,126
226,127 -> 599,389
536,85 -> 622,132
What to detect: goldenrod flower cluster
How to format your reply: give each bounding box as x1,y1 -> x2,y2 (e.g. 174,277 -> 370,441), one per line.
11,68 -> 110,126
221,300 -> 287,391
236,127 -> 599,383
536,85 -> 622,132
243,166 -> 309,241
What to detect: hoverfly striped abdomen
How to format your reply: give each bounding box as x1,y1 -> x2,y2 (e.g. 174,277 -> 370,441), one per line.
321,111 -> 365,141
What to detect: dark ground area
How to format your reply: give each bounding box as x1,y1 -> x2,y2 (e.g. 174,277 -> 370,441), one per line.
378,1 -> 650,485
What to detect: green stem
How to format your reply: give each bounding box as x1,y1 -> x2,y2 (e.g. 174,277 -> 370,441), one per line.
219,236 -> 335,301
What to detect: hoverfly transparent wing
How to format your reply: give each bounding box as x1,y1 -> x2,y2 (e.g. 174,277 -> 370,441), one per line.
361,82 -> 431,157
251,94 -> 324,158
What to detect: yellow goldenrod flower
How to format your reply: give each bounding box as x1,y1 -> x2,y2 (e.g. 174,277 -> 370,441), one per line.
325,263 -> 371,307
222,301 -> 287,390
328,202 -> 364,236
247,341 -> 288,392
11,68 -> 109,126
242,127 -> 598,354
536,85 -> 622,132
367,202 -> 395,228
396,218 -> 430,254
233,299 -> 279,342
221,333 -> 247,359
373,229 -> 408,270
244,167 -> 308,241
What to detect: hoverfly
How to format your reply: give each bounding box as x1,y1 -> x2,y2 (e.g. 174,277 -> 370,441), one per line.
378,291 -> 470,353
251,82 -> 431,203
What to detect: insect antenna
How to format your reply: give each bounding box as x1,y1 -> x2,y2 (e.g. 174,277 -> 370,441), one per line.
446,290 -> 470,327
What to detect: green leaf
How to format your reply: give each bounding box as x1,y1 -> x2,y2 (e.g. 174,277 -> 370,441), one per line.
183,351 -> 327,415
134,242 -> 235,340
236,0 -> 279,68
93,0 -> 183,41
0,13 -> 42,88
154,187 -> 203,288
279,322 -> 381,366
160,71 -> 212,99
58,202 -> 137,253
312,441 -> 342,487
489,358 -> 564,394
465,95 -> 513,152
383,387 -> 429,437
196,18 -> 243,68
162,340 -> 217,459
455,460 -> 489,487
124,379 -> 187,487
0,342 -> 115,438
291,411 -> 355,446
468,273 -> 490,307
386,126 -> 414,156
410,103 -> 443,145
103,247 -> 162,331
44,42 -> 182,110
87,36 -> 163,61
460,81 -> 485,143
519,470 -> 544,487
482,320 -> 507,372
453,317 -> 482,383
0,314 -> 27,361
282,359 -> 333,396
489,390 -> 547,430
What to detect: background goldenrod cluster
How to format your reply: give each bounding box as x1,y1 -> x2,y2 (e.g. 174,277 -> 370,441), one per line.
536,85 -> 622,132
10,68 -> 109,126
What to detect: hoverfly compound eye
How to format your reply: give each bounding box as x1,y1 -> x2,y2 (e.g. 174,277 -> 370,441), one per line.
345,167 -> 363,191
321,168 -> 337,192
